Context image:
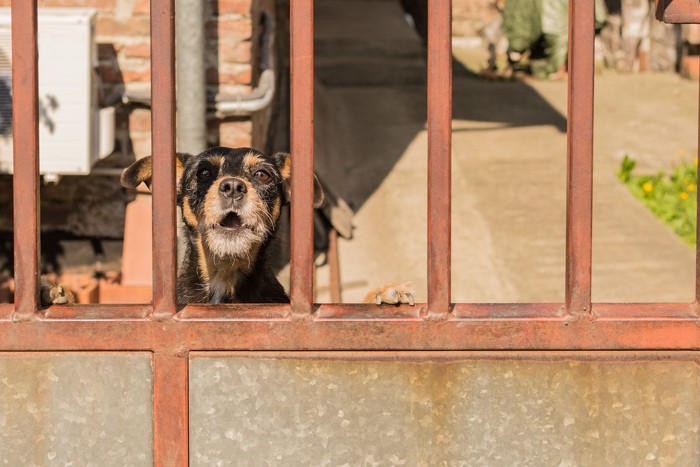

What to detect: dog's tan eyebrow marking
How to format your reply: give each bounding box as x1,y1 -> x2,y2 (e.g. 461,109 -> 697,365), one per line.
244,153 -> 264,170
206,155 -> 224,167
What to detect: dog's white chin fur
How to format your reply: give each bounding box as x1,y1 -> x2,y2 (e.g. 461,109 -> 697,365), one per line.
204,228 -> 262,260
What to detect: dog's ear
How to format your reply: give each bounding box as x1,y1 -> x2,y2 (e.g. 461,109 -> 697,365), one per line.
121,156 -> 153,189
121,153 -> 191,191
273,152 -> 324,208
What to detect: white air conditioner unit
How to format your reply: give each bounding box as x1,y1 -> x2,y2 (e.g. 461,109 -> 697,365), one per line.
0,8 -> 115,176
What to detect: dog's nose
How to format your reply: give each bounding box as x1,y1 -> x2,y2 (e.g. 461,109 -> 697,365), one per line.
219,177 -> 247,200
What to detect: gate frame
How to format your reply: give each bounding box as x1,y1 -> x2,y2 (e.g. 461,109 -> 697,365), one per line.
1,1 -> 698,465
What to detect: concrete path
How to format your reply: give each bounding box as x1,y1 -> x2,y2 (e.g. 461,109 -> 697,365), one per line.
313,0 -> 697,304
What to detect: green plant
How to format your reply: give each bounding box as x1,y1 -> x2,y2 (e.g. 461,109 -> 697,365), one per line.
617,154 -> 697,245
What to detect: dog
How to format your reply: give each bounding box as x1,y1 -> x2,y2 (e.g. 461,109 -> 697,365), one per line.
121,147 -> 414,305
39,277 -> 75,306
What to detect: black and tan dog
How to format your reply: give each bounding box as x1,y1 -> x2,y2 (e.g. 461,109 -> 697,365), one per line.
121,147 -> 414,305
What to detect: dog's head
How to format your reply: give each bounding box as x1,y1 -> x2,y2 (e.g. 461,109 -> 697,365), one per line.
121,147 -> 323,259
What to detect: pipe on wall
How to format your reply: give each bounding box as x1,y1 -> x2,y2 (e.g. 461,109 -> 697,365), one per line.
123,12 -> 276,120
175,0 -> 207,154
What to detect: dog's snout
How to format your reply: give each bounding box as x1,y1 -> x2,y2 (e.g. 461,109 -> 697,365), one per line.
219,177 -> 247,199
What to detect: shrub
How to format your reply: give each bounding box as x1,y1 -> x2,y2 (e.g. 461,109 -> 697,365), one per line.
617,154 -> 697,245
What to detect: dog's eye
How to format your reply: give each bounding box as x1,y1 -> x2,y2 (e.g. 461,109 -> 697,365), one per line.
197,168 -> 212,181
253,170 -> 271,182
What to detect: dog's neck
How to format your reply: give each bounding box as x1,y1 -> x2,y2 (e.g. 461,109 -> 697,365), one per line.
177,230 -> 288,304
200,237 -> 260,303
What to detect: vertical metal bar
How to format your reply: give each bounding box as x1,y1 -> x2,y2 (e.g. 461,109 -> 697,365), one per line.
11,0 -> 40,320
328,229 -> 342,302
565,0 -> 595,315
153,351 -> 188,466
289,0 -> 314,314
697,76 -> 700,303
427,0 -> 452,316
151,1 -> 183,460
151,0 -> 177,318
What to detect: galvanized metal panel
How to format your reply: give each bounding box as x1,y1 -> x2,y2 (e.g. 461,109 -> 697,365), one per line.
0,353 -> 153,466
190,356 -> 699,466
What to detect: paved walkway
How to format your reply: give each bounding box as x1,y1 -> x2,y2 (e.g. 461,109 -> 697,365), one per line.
313,0 -> 697,304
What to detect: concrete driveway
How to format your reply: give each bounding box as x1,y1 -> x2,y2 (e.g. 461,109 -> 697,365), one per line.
313,0 -> 697,304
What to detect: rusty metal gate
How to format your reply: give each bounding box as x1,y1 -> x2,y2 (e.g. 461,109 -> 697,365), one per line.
2,0 -> 699,465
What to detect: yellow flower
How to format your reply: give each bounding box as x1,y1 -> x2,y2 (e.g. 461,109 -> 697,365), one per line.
689,184 -> 696,192
681,192 -> 689,200
695,156 -> 698,165
642,182 -> 653,193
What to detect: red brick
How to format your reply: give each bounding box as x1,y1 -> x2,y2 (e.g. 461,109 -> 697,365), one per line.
219,41 -> 251,63
219,120 -> 252,147
133,0 -> 150,15
0,0 -> 115,6
232,67 -> 251,85
212,0 -> 252,16
206,18 -> 252,41
123,42 -> 151,59
122,69 -> 151,83
97,16 -> 150,37
39,0 -> 116,8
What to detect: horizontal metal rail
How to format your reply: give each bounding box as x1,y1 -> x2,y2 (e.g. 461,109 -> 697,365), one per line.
0,303 -> 697,350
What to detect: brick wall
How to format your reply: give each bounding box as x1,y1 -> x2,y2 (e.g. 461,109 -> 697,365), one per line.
1,0 -> 260,159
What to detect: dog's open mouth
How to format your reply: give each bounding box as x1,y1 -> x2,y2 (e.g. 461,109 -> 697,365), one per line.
217,212 -> 243,230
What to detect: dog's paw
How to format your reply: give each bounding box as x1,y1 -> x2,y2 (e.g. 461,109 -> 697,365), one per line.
364,282 -> 415,306
40,279 -> 75,306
